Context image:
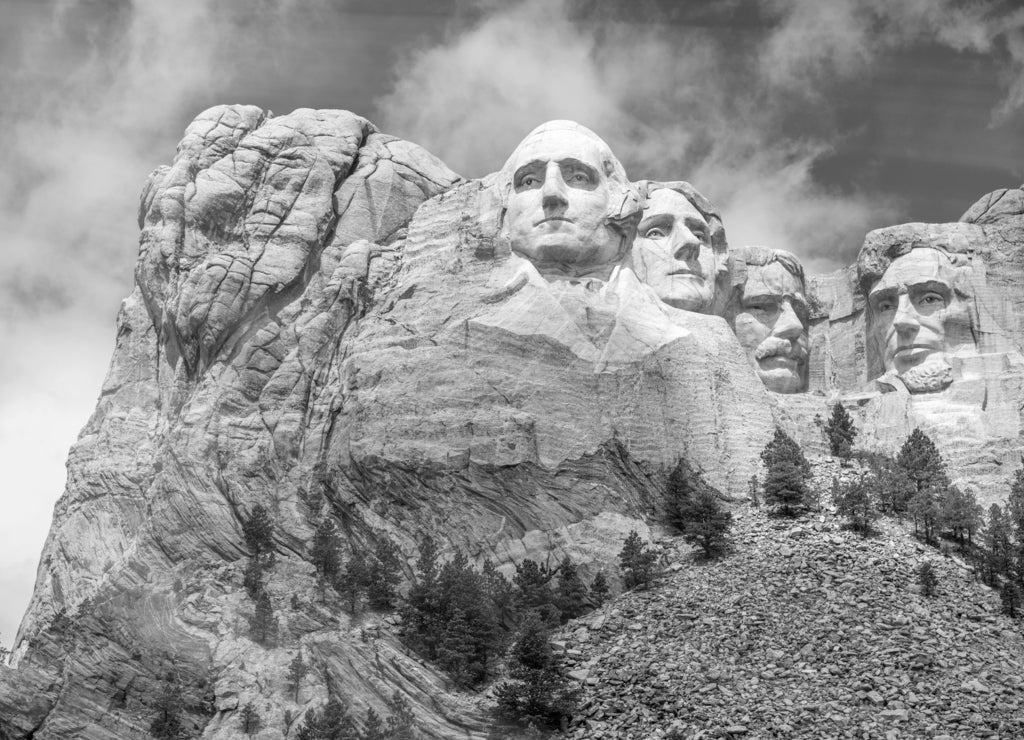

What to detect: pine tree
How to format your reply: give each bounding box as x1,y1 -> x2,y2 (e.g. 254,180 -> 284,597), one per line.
908,482 -> 943,546
747,474 -> 761,507
287,653 -> 309,702
917,561 -> 938,597
665,459 -> 732,558
938,485 -> 982,545
1008,465 -> 1024,584
833,472 -> 877,535
239,704 -> 261,736
589,571 -> 609,606
242,504 -> 275,562
384,692 -> 417,739
401,537 -> 443,659
897,429 -> 950,503
294,697 -> 359,740
367,537 -> 403,611
618,531 -> 658,590
494,612 -> 580,731
243,557 -> 264,601
763,455 -> 807,517
555,556 -> 589,620
825,402 -> 858,458
760,428 -> 811,479
364,708 -> 387,740
1001,580 -> 1022,618
513,559 -> 560,624
341,549 -> 370,614
250,590 -> 277,647
982,504 -> 1013,586
149,676 -> 186,740
868,453 -> 915,515
311,518 -> 341,599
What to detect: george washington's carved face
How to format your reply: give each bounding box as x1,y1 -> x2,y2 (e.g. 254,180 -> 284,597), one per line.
501,122 -> 634,277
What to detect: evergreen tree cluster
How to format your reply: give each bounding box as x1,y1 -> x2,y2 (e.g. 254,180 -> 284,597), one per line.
618,530 -> 659,589
242,504 -> 279,646
494,612 -> 581,732
294,692 -> 417,740
665,459 -> 733,559
399,537 -> 606,689
310,518 -> 404,613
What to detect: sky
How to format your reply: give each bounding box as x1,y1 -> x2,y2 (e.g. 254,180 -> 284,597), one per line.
2,0 -> 1024,647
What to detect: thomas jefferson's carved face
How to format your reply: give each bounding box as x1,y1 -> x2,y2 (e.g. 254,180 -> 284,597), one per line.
867,248 -> 972,393
504,128 -> 618,271
632,188 -> 720,312
733,262 -> 809,393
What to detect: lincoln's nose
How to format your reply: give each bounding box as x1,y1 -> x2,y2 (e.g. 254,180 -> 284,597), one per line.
893,294 -> 920,333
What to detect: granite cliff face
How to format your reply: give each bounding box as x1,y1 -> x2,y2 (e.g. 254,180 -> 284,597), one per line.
0,108 -> 777,739
6,104 -> 1024,739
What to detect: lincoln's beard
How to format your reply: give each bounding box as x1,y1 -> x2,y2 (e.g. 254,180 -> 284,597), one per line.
899,356 -> 954,394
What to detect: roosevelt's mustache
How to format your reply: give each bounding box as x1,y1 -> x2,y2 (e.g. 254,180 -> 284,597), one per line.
754,336 -> 807,361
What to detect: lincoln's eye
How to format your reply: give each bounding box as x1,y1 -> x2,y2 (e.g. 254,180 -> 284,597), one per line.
919,292 -> 945,307
876,299 -> 895,313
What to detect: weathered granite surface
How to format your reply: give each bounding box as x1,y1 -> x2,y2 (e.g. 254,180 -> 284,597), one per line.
0,109 -> 776,739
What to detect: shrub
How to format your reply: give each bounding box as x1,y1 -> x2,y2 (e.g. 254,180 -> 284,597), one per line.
917,561 -> 938,597
310,518 -> 342,598
833,473 -> 877,535
294,698 -> 358,740
250,590 -> 277,646
239,704 -> 261,736
494,613 -> 580,732
666,459 -> 732,558
287,653 -> 309,702
149,676 -> 186,740
242,504 -> 275,562
618,531 -> 658,590
825,402 -> 858,458
555,556 -> 589,621
367,538 -> 404,610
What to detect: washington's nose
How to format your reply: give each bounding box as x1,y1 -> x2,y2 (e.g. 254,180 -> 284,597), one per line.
773,299 -> 803,340
670,227 -> 701,261
893,294 -> 920,333
541,163 -> 568,210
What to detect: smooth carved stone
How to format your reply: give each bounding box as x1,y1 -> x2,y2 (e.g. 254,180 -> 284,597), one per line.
960,185 -> 1024,225
631,180 -> 730,316
497,120 -> 640,280
727,246 -> 810,394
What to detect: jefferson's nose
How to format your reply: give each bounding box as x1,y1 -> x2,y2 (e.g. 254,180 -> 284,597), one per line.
773,299 -> 803,340
541,163 -> 568,210
670,227 -> 701,261
893,294 -> 920,333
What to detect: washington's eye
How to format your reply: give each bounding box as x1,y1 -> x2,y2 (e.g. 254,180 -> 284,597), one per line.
568,171 -> 592,185
643,227 -> 668,239
518,175 -> 541,189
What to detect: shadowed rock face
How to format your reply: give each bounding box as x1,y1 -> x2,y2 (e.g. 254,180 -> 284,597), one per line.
0,109 -> 775,739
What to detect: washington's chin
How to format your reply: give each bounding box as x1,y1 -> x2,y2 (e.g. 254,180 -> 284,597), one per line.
514,229 -> 617,266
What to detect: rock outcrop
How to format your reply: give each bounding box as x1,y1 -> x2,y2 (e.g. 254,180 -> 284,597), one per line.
6,103 -> 1024,740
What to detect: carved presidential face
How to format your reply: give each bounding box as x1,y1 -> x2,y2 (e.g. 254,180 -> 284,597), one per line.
503,127 -> 621,272
632,188 -> 722,312
867,248 -> 973,393
733,261 -> 809,393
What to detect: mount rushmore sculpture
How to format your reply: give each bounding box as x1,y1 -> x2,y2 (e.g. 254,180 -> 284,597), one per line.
6,107 -> 1024,740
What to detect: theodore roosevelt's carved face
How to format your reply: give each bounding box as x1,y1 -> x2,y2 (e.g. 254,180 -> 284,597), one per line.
503,124 -> 623,275
632,188 -> 721,312
733,260 -> 809,393
867,248 -> 972,393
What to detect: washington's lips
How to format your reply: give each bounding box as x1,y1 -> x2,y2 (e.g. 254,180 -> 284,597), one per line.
668,268 -> 702,277
534,216 -> 573,226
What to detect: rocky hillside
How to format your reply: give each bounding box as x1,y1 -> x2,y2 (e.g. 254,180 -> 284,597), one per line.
552,507 -> 1024,740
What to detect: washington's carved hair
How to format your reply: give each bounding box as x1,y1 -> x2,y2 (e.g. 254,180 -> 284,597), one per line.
496,120 -> 641,236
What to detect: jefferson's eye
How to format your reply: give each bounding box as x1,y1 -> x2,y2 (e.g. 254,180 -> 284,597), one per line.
918,292 -> 945,307
643,227 -> 668,239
